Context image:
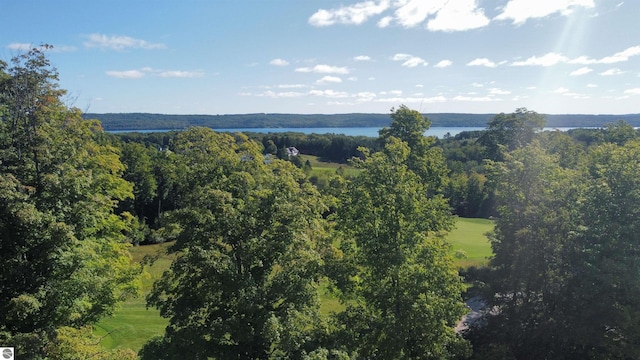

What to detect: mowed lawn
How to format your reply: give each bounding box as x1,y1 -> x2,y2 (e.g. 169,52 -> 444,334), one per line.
94,242 -> 173,352
446,217 -> 494,268
95,217 -> 493,352
298,154 -> 360,177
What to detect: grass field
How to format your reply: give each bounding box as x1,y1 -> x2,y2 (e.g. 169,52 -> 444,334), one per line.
94,242 -> 173,352
447,217 -> 494,268
299,154 -> 360,177
95,217 -> 493,352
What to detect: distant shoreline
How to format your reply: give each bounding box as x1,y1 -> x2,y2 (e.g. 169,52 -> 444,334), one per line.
83,112 -> 640,132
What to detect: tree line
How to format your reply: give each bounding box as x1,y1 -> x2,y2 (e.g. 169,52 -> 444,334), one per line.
3,46 -> 640,359
85,112 -> 640,131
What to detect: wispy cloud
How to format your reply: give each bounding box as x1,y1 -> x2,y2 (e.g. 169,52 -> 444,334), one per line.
106,67 -> 204,79
309,0 -> 489,32
570,67 -> 593,76
316,76 -> 343,85
467,58 -> 498,68
7,43 -> 32,51
270,58 -> 289,66
84,34 -> 166,50
158,70 -> 205,78
512,52 -> 568,66
354,55 -> 372,61
511,46 -> 640,67
489,88 -> 511,95
625,88 -> 640,95
295,64 -> 350,74
106,70 -> 146,79
308,0 -> 390,26
453,95 -> 501,102
434,59 -> 453,68
392,53 -> 428,67
495,0 -> 596,25
600,68 -> 625,76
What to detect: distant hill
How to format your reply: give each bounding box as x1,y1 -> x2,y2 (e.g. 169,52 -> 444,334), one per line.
83,112 -> 640,131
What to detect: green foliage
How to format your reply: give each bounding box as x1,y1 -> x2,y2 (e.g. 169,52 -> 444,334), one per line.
330,137 -> 470,359
472,139 -> 640,358
143,128 -> 329,359
0,46 -> 139,359
379,105 -> 449,194
478,108 -> 545,161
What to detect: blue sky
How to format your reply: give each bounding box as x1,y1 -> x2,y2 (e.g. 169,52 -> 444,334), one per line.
1,0 -> 638,115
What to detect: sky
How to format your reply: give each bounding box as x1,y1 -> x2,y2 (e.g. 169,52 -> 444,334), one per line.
1,0 -> 639,115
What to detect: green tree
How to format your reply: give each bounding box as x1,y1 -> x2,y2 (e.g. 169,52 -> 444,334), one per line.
478,108 -> 546,161
472,140 -> 640,359
0,46 -> 139,358
330,138 -> 469,359
561,141 -> 640,358
143,128 -> 328,359
472,142 -> 576,359
379,105 -> 449,194
120,141 -> 158,222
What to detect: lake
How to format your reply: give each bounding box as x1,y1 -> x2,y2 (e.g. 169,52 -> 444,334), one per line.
108,126 -> 583,138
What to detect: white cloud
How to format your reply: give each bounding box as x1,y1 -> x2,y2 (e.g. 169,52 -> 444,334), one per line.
434,59 -> 452,68
260,90 -> 306,98
426,0 -> 490,32
394,0 -> 446,28
308,0 -> 391,26
158,70 -> 204,78
106,70 -> 146,79
489,88 -> 511,95
472,82 -> 484,87
587,83 -> 598,88
467,58 -> 497,68
84,33 -> 166,50
295,64 -> 350,74
270,58 -> 289,66
309,89 -> 350,98
570,67 -> 593,76
7,43 -> 32,50
554,87 -> 570,93
511,53 -> 568,66
376,95 -> 446,104
569,45 -> 640,65
453,95 -> 501,102
598,45 -> 640,64
354,55 -> 372,61
310,0 -> 489,32
625,88 -> 640,95
107,68 -> 204,79
600,68 -> 625,76
278,84 -> 308,89
316,76 -> 343,85
377,16 -> 393,27
495,0 -> 595,25
392,53 -> 428,67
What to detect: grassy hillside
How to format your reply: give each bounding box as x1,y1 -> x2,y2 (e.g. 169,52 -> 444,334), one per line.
95,217 -> 493,352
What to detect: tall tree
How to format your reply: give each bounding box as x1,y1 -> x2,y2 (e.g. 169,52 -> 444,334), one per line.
472,142 -> 576,359
143,128 -> 328,359
478,108 -> 546,161
330,138 -> 469,359
379,105 -> 449,194
0,46 -> 139,358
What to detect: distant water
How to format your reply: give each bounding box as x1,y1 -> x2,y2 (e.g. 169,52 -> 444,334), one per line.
109,126 -> 486,138
108,126 -> 585,138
